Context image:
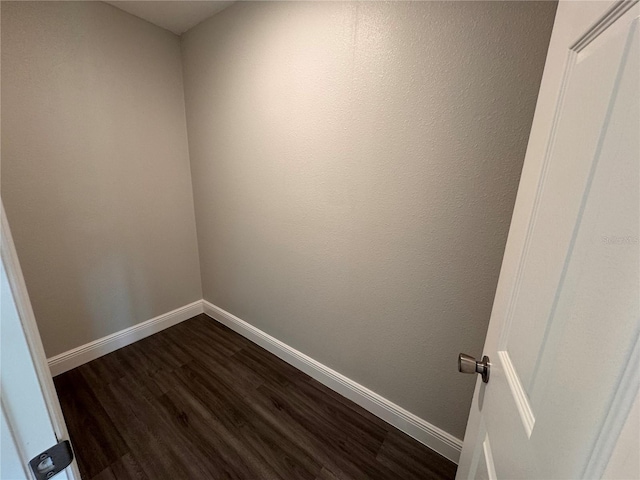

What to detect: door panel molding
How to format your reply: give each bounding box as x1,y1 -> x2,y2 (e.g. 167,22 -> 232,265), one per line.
498,351 -> 535,437
583,334 -> 640,478
571,0 -> 639,52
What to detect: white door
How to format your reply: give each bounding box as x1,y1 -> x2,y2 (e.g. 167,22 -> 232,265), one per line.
457,1 -> 639,479
1,203 -> 81,480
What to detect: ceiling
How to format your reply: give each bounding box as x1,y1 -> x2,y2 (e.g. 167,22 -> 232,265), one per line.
105,1 -> 234,35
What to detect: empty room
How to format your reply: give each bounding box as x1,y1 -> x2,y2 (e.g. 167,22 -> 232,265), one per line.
1,1 -> 638,479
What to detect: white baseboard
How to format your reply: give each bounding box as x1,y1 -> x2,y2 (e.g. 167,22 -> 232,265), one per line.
47,298 -> 462,463
47,300 -> 204,376
202,300 -> 463,463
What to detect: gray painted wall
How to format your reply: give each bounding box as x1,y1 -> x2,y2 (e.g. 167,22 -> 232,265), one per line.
1,1 -> 202,357
181,1 -> 555,439
1,0 -> 556,442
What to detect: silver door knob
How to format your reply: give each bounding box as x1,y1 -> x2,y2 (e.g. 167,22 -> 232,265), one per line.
458,353 -> 490,383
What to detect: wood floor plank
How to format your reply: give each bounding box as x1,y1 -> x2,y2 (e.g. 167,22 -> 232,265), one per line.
182,314 -> 252,353
158,386 -> 267,480
261,380 -> 387,459
108,453 -> 150,480
176,361 -> 324,478
76,348 -> 129,389
97,375 -> 208,479
109,373 -> 218,478
284,377 -> 388,453
54,314 -> 457,480
165,328 -> 265,397
91,466 -> 117,480
108,339 -> 161,378
242,382 -> 388,480
237,341 -> 310,386
92,454 -> 150,480
376,429 -> 458,480
53,369 -> 128,479
292,374 -> 391,433
315,467 -> 343,480
248,379 -> 407,480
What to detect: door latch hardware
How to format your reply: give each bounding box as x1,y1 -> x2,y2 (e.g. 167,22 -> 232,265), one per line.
29,440 -> 74,480
458,353 -> 490,383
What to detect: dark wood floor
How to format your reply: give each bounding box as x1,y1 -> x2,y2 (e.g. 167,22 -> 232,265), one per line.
54,314 -> 457,480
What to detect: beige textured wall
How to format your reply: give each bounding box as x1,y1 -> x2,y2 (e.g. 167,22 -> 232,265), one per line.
1,1 -> 202,357
182,1 -> 555,439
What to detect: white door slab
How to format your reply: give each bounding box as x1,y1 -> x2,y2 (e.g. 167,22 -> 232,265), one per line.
457,1 -> 639,478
